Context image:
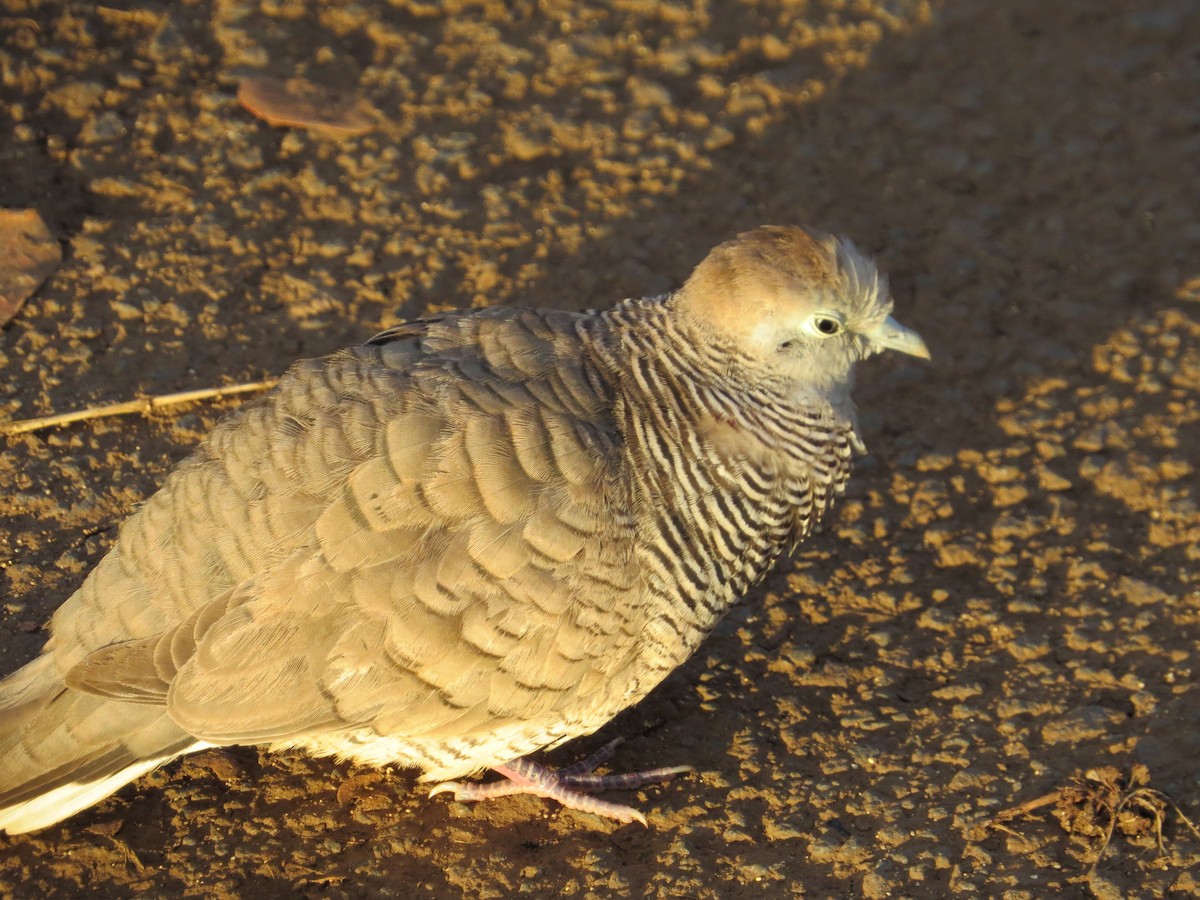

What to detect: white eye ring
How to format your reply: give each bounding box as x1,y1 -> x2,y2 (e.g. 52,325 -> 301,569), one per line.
808,313 -> 845,337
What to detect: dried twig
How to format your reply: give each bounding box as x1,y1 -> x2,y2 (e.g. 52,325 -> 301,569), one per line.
984,789 -> 1064,836
988,789 -> 1064,824
0,380 -> 277,436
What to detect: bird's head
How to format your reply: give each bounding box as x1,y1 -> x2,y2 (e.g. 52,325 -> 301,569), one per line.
674,225 -> 929,399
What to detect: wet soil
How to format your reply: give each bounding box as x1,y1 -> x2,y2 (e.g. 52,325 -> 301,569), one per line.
1,0 -> 1199,897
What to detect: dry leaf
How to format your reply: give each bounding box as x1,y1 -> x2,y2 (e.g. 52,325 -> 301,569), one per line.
237,76 -> 375,138
0,208 -> 61,326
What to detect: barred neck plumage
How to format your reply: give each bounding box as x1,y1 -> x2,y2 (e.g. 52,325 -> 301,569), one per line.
580,296 -> 856,668
587,297 -> 858,444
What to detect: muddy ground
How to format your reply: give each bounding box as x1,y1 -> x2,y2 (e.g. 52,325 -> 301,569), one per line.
1,0 -> 1198,897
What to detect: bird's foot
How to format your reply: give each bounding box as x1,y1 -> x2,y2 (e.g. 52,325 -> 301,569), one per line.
429,738 -> 692,826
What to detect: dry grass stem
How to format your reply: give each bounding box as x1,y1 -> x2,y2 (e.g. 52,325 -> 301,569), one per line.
0,380 -> 277,436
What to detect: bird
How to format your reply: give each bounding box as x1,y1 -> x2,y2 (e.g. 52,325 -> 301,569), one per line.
0,225 -> 929,833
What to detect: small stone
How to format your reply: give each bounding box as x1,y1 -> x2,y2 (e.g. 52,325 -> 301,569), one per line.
79,111 -> 127,143
1041,706 -> 1125,744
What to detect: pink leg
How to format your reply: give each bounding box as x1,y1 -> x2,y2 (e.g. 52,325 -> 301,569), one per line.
429,739 -> 693,826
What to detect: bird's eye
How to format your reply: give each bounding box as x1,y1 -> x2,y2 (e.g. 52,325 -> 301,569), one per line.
812,315 -> 844,336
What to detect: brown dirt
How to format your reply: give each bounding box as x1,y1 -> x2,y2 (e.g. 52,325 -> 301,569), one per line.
2,0 -> 1199,896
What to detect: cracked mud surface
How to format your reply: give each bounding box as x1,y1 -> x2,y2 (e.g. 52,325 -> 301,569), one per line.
1,1 -> 1198,896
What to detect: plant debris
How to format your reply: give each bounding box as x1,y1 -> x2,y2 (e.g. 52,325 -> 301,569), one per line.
0,208 -> 61,326
986,764 -> 1200,878
237,76 -> 376,138
0,379 -> 277,435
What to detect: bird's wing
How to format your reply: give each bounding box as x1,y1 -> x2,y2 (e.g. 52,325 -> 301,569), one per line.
65,310 -> 641,751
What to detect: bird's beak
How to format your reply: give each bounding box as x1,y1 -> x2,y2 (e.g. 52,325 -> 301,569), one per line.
869,316 -> 931,360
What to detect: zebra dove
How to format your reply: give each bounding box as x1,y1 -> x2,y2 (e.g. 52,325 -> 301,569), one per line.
0,225 -> 928,832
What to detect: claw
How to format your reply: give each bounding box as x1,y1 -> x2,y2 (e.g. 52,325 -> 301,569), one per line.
428,781 -> 458,798
427,743 -> 691,825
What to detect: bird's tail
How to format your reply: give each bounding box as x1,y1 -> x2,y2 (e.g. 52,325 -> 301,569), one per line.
0,654 -> 204,834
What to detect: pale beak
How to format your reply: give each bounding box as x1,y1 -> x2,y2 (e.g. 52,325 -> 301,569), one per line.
870,315 -> 931,360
